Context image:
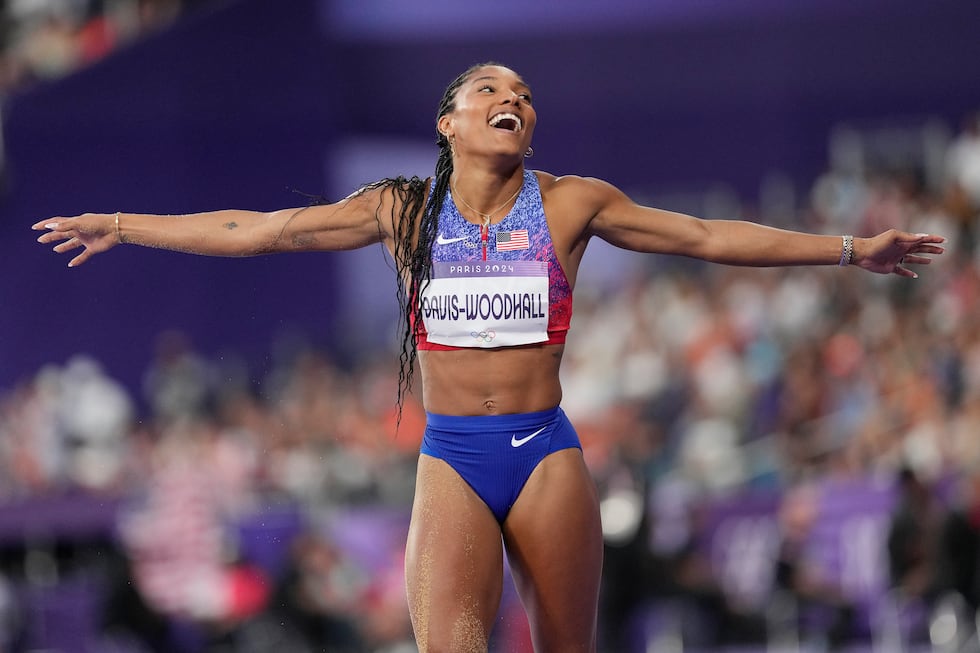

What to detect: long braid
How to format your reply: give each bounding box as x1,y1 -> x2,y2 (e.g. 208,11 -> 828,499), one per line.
350,63 -> 500,427
390,150 -> 448,422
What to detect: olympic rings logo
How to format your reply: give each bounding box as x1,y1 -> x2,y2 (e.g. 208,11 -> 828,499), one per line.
470,329 -> 496,343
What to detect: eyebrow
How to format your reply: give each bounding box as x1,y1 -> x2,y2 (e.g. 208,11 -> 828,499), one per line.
471,75 -> 531,90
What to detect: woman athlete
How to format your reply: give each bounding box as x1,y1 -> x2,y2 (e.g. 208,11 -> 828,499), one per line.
34,63 -> 944,652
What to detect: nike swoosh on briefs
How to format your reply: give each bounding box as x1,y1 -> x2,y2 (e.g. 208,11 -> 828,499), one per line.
511,426 -> 547,448
436,235 -> 468,245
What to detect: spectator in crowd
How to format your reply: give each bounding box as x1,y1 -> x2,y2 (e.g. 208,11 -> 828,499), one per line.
268,531 -> 368,653
946,112 -> 980,254
886,467 -> 942,644
773,483 -> 856,651
935,464 -> 980,615
887,468 -> 941,602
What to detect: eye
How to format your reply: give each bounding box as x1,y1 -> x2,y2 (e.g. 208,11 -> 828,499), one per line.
518,93 -> 532,103
479,85 -> 495,93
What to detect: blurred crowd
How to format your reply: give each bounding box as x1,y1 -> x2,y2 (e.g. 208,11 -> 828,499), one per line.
0,0 -> 216,96
572,112 -> 980,652
0,113 -> 979,651
0,332 -> 424,651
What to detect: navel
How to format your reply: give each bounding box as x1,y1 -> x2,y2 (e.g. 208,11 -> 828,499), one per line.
483,400 -> 497,413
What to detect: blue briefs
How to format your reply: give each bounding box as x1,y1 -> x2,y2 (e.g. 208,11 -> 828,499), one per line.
420,407 -> 582,523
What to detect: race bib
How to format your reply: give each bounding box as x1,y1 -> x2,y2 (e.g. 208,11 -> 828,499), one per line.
419,261 -> 549,348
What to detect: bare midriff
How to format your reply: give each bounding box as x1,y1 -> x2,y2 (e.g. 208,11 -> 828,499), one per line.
418,344 -> 565,416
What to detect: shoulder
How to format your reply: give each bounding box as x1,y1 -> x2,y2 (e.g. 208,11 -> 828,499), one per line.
533,170 -> 627,219
533,170 -> 614,194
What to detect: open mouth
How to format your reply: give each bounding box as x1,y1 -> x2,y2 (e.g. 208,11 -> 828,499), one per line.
489,112 -> 522,132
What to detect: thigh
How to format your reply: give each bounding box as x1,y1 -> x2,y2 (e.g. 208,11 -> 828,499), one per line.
503,448 -> 603,653
405,454 -> 505,653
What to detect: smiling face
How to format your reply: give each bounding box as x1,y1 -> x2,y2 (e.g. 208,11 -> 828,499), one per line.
438,65 -> 536,163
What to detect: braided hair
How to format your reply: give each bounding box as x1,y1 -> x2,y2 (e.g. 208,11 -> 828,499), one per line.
357,63 -> 502,424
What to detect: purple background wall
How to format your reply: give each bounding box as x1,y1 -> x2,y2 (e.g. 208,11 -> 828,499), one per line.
2,0 -> 980,393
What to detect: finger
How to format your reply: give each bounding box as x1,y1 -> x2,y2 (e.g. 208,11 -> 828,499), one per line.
53,238 -> 83,254
37,220 -> 72,233
911,244 -> 945,256
32,218 -> 66,230
901,254 -> 933,266
892,264 -> 918,279
37,229 -> 74,244
895,234 -> 946,251
899,232 -> 947,244
68,250 -> 91,268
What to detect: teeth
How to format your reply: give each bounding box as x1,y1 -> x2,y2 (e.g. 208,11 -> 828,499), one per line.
489,113 -> 522,131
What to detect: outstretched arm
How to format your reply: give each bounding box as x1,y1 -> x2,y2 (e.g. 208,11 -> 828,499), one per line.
32,186 -> 397,267
572,176 -> 945,277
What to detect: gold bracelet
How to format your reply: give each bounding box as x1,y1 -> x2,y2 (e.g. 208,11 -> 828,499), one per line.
114,211 -> 124,244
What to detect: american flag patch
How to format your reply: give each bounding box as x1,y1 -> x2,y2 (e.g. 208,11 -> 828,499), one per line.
496,229 -> 529,251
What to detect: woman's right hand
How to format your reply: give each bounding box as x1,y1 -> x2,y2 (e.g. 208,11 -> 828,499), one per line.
33,213 -> 120,267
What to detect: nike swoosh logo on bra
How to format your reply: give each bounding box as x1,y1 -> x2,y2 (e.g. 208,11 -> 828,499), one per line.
511,426 -> 547,448
436,235 -> 468,245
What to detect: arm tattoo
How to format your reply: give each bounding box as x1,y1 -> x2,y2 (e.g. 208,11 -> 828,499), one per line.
223,221 -> 239,230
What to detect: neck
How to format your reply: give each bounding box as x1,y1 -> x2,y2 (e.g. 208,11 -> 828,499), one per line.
450,162 -> 525,218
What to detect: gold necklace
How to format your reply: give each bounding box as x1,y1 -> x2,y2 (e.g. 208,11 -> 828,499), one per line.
451,178 -> 522,226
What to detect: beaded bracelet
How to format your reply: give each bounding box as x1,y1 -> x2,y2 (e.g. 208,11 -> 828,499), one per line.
838,234 -> 853,266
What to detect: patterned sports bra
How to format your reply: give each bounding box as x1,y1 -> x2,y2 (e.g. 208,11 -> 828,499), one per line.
415,170 -> 573,350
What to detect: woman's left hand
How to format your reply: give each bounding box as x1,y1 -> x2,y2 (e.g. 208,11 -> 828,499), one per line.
855,229 -> 946,278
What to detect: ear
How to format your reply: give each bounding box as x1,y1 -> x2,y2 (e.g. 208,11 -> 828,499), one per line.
437,114 -> 453,138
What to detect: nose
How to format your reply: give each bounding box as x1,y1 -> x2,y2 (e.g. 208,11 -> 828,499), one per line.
504,91 -> 521,105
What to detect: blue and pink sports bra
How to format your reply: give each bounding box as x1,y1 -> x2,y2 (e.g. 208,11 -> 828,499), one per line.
415,170 -> 572,350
